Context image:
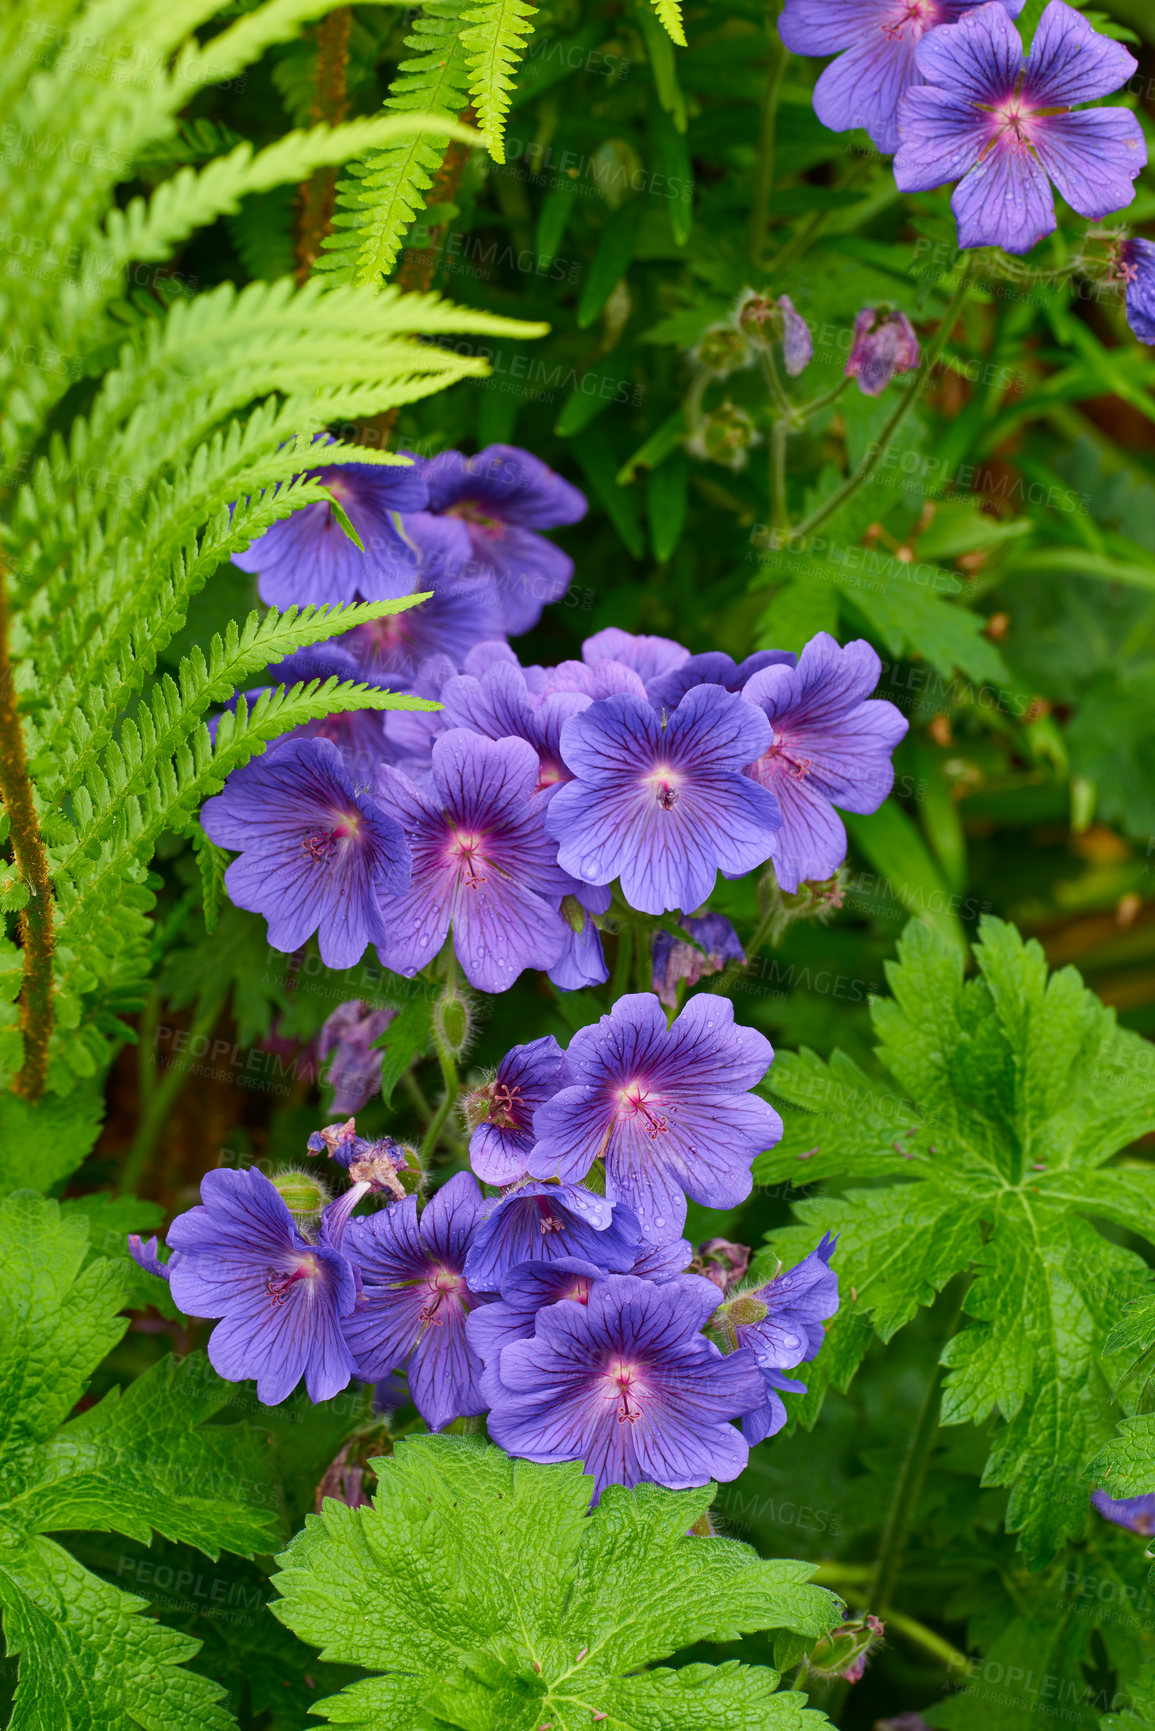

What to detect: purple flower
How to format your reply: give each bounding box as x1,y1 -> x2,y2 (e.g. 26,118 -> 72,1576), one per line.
529,992 -> 782,1240
1092,1491 -> 1155,1535
439,656 -> 591,792
845,308 -> 920,395
894,1 -> 1145,256
486,1272 -> 766,1499
547,685 -> 780,917
340,1171 -> 489,1431
732,1234 -> 839,1444
629,1235 -> 693,1279
742,633 -> 908,894
652,912 -> 746,1008
780,0 -> 1025,156
200,737 -> 411,969
779,295 -> 815,375
466,1256 -> 603,1406
318,1000 -> 397,1113
162,1166 -> 359,1404
647,649 -> 796,710
400,445 -> 588,635
549,884 -> 611,993
1119,237 -> 1155,344
581,627 -> 689,686
372,731 -> 572,993
343,573 -> 505,690
233,454 -> 430,607
465,1034 -> 570,1186
462,1181 -> 641,1293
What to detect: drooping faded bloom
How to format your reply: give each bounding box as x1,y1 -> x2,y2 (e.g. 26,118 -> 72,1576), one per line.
137,1166 -> 361,1405
341,1171 -> 490,1431
1118,237 -> 1155,344
1092,1490 -> 1155,1535
465,1034 -> 570,1186
529,992 -> 782,1240
845,308 -> 920,395
373,730 -> 572,993
546,684 -> 780,917
779,0 -> 1025,156
730,1234 -> 839,1443
462,1181 -> 641,1293
318,1000 -> 397,1114
652,911 -> 746,1007
200,737 -> 411,969
894,1 -> 1145,256
233,451 -> 431,607
742,633 -> 908,894
486,1272 -> 767,1499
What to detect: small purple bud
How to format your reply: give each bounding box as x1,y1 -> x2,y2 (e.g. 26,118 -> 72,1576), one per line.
777,294 -> 813,376
691,1236 -> 752,1294
846,308 -> 920,397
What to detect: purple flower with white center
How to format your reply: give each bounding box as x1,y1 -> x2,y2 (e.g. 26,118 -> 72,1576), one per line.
549,884 -> 611,994
465,1034 -> 570,1186
731,1234 -> 839,1444
547,685 -> 780,917
200,737 -> 411,969
372,730 -> 572,993
647,648 -> 796,710
1092,1490 -> 1155,1535
343,572 -> 505,690
486,1272 -> 766,1499
780,0 -> 1025,157
581,627 -> 689,686
528,992 -> 782,1240
463,1181 -> 641,1293
894,1 -> 1145,257
652,912 -> 746,1008
318,1000 -> 397,1113
233,453 -> 431,607
158,1166 -> 360,1405
1118,237 -> 1155,344
340,1171 -> 489,1431
845,308 -> 921,395
399,445 -> 588,634
439,656 -> 591,792
742,632 -> 908,894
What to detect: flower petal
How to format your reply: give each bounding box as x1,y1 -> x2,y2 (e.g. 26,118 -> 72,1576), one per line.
1031,109 -> 1146,222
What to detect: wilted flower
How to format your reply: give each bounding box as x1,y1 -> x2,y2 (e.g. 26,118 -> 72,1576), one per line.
652,912 -> 746,1007
318,1000 -> 396,1113
845,308 -> 920,396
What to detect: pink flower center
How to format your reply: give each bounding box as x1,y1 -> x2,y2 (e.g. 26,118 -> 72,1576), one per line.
447,498 -> 504,538
757,737 -> 812,782
607,1360 -> 644,1424
448,828 -> 487,887
486,1078 -> 523,1127
645,765 -> 680,811
302,811 -> 361,862
881,0 -> 938,42
617,1080 -> 670,1138
265,1257 -> 319,1305
536,1199 -> 567,1236
420,1267 -> 463,1325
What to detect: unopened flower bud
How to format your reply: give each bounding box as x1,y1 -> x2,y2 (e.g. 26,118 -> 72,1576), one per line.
693,323 -> 752,378
270,1168 -> 330,1225
805,1614 -> 884,1682
561,894 -> 588,935
432,988 -> 474,1058
846,307 -> 920,396
700,403 -> 758,470
714,1293 -> 770,1329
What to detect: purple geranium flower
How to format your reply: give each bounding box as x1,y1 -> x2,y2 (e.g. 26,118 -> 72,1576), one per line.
846,308 -> 920,395
439,656 -> 591,791
780,0 -> 1025,157
894,1 -> 1145,256
160,1166 -> 359,1404
647,649 -> 796,710
233,453 -> 430,607
629,1235 -> 693,1279
463,1181 -> 641,1293
467,1256 -> 603,1406
466,1034 -> 570,1186
400,445 -> 588,634
373,730 -> 572,993
486,1272 -> 766,1499
318,1001 -> 397,1113
547,684 -> 780,917
343,572 -> 505,690
652,912 -> 746,1008
1119,237 -> 1155,344
341,1171 -> 489,1431
529,992 -> 782,1240
200,737 -> 411,969
581,627 -> 689,686
549,884 -> 611,993
742,633 -> 908,894
1092,1491 -> 1155,1535
732,1234 -> 839,1444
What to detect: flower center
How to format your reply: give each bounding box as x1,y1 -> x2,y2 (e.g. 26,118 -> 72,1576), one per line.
535,1197 -> 567,1236
265,1257 -> 318,1305
881,0 -> 937,41
758,738 -> 811,782
420,1267 -> 463,1325
487,1078 -> 523,1128
447,498 -> 504,538
607,1359 -> 644,1424
302,811 -> 360,862
617,1080 -> 670,1138
449,829 -> 487,887
645,765 -> 680,811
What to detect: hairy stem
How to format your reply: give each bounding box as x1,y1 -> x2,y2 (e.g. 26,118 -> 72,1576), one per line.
0,561 -> 55,1100
750,0 -> 787,266
119,987 -> 228,1194
421,1040 -> 460,1163
295,7 -> 353,282
789,257 -> 980,544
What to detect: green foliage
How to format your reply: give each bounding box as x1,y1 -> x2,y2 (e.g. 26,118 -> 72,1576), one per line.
461,0 -> 539,164
272,1434 -> 841,1729
756,916 -> 1155,1566
0,1193 -> 280,1729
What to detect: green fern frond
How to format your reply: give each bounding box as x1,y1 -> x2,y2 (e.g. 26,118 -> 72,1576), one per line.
460,0 -> 538,162
648,0 -> 687,46
319,0 -> 473,286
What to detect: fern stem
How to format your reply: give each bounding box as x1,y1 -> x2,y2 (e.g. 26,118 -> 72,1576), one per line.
296,7 -> 354,281
0,560 -> 55,1100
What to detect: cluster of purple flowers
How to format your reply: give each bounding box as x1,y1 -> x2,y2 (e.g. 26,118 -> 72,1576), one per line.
204,448 -> 908,992
130,1003 -> 839,1499
782,0 -> 1147,265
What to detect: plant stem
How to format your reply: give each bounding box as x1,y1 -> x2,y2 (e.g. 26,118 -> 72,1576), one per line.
750,0 -> 788,266
119,987 -> 228,1195
868,1349 -> 945,1618
295,7 -> 352,281
401,1068 -> 433,1123
420,1039 -> 460,1164
790,257 -> 980,544
610,925 -> 634,1000
883,1609 -> 968,1675
771,418 -> 790,535
794,376 -> 851,420
0,562 -> 54,1100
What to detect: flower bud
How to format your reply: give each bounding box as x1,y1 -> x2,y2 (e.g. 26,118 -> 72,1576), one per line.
700,403 -> 758,470
561,894 -> 588,935
846,307 -> 920,396
714,1292 -> 769,1329
693,323 -> 752,378
432,988 -> 474,1058
805,1614 -> 885,1682
270,1168 -> 330,1226
691,1236 -> 752,1295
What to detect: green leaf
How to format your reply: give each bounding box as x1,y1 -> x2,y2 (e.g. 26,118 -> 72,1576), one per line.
1107,1660 -> 1155,1729
646,454 -> 688,562
843,802 -> 967,954
272,1435 -> 841,1729
460,0 -> 538,163
577,206 -> 639,329
0,1089 -> 105,1198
